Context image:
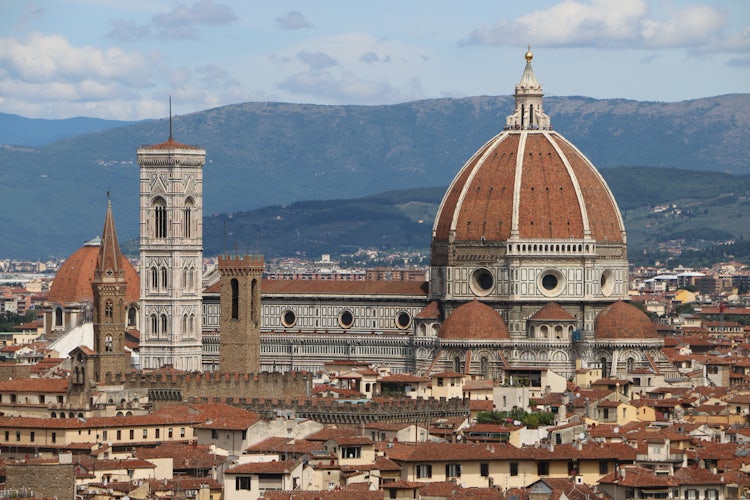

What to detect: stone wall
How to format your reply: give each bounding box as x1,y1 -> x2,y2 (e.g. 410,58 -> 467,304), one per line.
112,370 -> 309,408
6,463 -> 75,500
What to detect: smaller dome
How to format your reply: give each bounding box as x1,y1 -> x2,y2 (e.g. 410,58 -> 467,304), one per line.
595,301 -> 658,340
48,240 -> 139,304
529,302 -> 576,322
439,300 -> 509,340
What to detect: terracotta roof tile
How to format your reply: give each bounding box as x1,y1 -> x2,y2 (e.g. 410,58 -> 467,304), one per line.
439,300 -> 509,340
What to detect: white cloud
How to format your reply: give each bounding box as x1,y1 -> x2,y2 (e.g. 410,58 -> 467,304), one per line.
268,32 -> 428,104
275,11 -> 311,30
462,0 -> 730,51
0,33 -> 155,86
296,51 -> 338,70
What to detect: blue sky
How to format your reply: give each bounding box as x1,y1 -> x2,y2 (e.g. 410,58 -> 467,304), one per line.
1,0 -> 748,120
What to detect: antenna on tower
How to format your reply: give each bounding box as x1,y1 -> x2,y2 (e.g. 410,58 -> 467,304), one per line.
168,95 -> 173,140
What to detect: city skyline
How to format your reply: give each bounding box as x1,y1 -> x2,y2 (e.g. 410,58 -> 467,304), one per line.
0,0 -> 748,121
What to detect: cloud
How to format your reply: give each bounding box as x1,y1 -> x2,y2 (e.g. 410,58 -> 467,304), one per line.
277,70 -> 398,103
107,1 -> 237,42
275,11 -> 311,30
107,19 -> 151,43
727,56 -> 750,68
0,32 -> 165,118
461,0 -> 730,51
360,51 -> 391,64
296,51 -> 338,70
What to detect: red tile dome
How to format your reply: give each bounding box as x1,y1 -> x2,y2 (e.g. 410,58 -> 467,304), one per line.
48,239 -> 139,304
432,130 -> 624,245
594,301 -> 659,340
438,300 -> 509,340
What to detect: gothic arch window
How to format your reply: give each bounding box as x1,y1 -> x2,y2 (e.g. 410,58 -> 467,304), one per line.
231,278 -> 239,319
184,198 -> 194,238
189,267 -> 195,290
153,197 -> 167,238
182,314 -> 188,334
601,357 -> 608,377
251,279 -> 259,323
127,307 -> 137,327
151,266 -> 158,290
105,335 -> 113,352
183,267 -> 188,290
54,307 -> 63,327
160,314 -> 168,334
150,314 -> 158,335
105,300 -> 113,319
189,314 -> 195,334
161,267 -> 168,290
627,357 -> 635,372
453,356 -> 462,373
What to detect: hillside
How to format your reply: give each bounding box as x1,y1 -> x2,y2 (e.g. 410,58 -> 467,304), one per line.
0,94 -> 748,259
180,167 -> 750,267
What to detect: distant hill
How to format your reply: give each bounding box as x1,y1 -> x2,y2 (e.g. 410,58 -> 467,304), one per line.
171,167 -> 750,267
0,112 -> 134,147
0,94 -> 748,259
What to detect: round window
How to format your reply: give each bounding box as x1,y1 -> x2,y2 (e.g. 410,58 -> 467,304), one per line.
600,269 -> 614,297
538,269 -> 564,297
469,268 -> 494,296
281,309 -> 297,328
339,310 -> 354,329
396,312 -> 411,329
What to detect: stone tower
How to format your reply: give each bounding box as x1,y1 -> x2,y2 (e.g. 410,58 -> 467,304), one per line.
91,198 -> 131,380
137,132 -> 205,371
218,255 -> 264,373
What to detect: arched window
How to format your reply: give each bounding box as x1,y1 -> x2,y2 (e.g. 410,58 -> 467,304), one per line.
182,314 -> 188,334
251,279 -> 259,323
184,198 -> 194,238
160,314 -> 168,334
127,307 -> 137,327
105,335 -> 113,352
189,267 -> 195,290
151,267 -> 158,290
183,268 -> 188,289
189,314 -> 195,334
627,357 -> 635,373
161,267 -> 168,290
105,300 -> 113,319
150,314 -> 157,335
54,307 -> 63,327
454,356 -> 462,373
231,279 -> 239,319
153,197 -> 167,238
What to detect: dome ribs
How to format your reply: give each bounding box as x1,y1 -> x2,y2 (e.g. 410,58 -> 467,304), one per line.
556,139 -> 624,243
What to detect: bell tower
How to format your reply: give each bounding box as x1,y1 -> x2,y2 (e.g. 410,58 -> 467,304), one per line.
91,197 -> 131,380
218,254 -> 264,373
137,121 -> 205,371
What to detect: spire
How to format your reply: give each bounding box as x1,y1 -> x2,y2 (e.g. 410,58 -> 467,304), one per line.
97,195 -> 123,277
505,46 -> 551,130
168,95 -> 173,141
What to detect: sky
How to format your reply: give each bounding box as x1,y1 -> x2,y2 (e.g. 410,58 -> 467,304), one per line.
0,0 -> 748,121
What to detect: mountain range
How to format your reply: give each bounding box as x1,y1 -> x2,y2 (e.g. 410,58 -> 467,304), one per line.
0,93 -> 748,260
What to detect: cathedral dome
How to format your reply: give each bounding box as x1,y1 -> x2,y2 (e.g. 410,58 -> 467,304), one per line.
594,301 -> 659,340
438,300 -> 509,340
48,238 -> 139,304
432,127 -> 624,245
432,50 -> 625,251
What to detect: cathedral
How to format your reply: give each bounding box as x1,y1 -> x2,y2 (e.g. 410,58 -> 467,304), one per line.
253,49 -> 676,381
45,50 -> 677,383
